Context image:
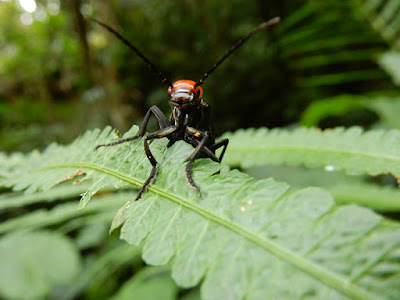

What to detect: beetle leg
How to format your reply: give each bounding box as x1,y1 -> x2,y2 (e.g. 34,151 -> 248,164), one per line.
135,126 -> 177,200
94,105 -> 170,150
185,130 -> 210,193
210,138 -> 229,162
186,136 -> 219,162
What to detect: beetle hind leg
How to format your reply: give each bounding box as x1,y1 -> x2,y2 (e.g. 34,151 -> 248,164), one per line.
184,132 -> 211,194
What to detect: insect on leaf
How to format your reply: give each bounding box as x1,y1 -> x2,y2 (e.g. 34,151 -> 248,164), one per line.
1,126 -> 400,299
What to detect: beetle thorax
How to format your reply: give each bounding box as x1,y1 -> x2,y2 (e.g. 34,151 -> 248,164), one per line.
168,80 -> 203,108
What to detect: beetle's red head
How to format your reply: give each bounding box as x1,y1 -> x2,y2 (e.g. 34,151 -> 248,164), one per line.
168,80 -> 203,108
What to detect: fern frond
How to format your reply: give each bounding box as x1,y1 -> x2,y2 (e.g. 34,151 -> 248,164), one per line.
222,127 -> 400,178
0,190 -> 128,235
116,159 -> 400,299
2,126 -> 400,299
378,51 -> 400,86
246,164 -> 400,211
355,0 -> 400,86
357,0 -> 400,47
0,183 -> 89,210
278,1 -> 387,88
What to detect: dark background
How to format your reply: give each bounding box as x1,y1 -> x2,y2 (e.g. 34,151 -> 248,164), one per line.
0,0 -> 395,152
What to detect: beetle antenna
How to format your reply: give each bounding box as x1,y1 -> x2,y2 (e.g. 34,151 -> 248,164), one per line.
87,16 -> 173,87
195,16 -> 280,87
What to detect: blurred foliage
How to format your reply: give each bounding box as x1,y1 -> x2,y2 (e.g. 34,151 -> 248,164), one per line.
2,0 -> 400,298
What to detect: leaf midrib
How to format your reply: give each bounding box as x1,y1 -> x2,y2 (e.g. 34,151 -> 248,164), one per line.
38,162 -> 378,300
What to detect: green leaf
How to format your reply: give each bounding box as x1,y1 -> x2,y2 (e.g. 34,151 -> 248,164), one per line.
359,0 -> 400,47
299,94 -> 400,129
111,266 -> 178,300
0,183 -> 88,210
221,127 -> 400,178
329,182 -> 400,211
0,231 -> 81,300
296,70 -> 386,87
277,1 -> 388,89
62,243 -> 141,300
2,126 -> 400,299
367,96 -> 400,129
0,189 -> 127,235
356,0 -> 400,85
247,164 -> 400,211
118,169 -> 399,299
378,52 -> 400,86
0,126 -> 142,207
300,95 -> 368,126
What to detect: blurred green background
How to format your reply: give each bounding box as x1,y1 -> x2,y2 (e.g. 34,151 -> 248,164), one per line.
2,1 -> 400,299
1,0 -> 398,153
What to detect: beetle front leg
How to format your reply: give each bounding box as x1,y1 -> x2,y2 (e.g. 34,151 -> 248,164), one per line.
95,105 -> 170,151
135,125 -> 177,201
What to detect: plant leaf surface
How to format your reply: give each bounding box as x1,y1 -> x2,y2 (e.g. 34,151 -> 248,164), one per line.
1,126 -> 400,299
221,127 -> 400,179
